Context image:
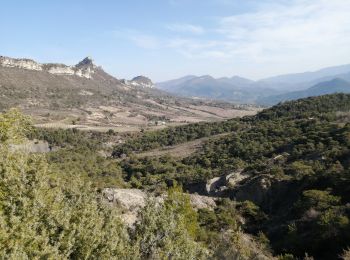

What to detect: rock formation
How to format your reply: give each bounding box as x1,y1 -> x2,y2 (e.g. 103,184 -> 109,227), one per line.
0,55 -> 95,78
120,76 -> 154,88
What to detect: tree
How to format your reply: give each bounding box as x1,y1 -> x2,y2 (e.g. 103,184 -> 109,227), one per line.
133,187 -> 207,259
0,110 -> 131,259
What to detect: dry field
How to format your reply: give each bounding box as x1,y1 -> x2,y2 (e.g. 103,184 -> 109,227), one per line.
30,102 -> 260,132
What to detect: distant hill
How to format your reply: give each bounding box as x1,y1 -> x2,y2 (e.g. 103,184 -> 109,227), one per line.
156,75 -> 277,103
156,63 -> 350,104
259,78 -> 350,105
260,63 -> 350,85
216,76 -> 255,87
155,75 -> 197,92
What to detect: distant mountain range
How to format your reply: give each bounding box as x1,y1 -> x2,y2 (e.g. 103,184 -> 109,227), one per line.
156,64 -> 350,105
157,75 -> 278,103
261,64 -> 350,87
1,54 -> 349,107
258,78 -> 350,105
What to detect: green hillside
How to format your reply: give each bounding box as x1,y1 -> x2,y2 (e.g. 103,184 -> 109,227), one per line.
113,93 -> 350,259
2,93 -> 350,259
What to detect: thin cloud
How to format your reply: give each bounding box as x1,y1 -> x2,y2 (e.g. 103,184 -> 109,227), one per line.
129,34 -> 160,49
165,0 -> 350,65
113,0 -> 350,71
167,23 -> 205,35
112,29 -> 161,49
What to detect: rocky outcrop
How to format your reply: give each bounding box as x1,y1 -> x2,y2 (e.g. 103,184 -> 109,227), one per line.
0,55 -> 95,78
206,170 -> 249,195
103,188 -> 147,211
205,171 -> 296,211
231,175 -> 298,211
122,76 -> 154,88
189,194 -> 217,209
44,64 -> 76,76
102,188 -> 216,226
234,175 -> 274,206
10,140 -> 52,153
0,56 -> 42,71
103,188 -> 147,225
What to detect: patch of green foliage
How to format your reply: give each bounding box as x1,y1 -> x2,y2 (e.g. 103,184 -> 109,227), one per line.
0,110 -> 211,259
112,119 -> 241,157
5,93 -> 350,259
115,94 -> 350,259
28,128 -> 127,188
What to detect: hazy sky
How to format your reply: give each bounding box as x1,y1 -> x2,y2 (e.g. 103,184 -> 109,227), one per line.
1,0 -> 350,81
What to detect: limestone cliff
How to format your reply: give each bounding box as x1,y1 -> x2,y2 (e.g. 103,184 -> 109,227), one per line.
0,56 -> 95,79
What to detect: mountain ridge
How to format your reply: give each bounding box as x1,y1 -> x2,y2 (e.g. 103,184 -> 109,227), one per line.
258,78 -> 350,105
0,55 -> 97,79
156,63 -> 350,104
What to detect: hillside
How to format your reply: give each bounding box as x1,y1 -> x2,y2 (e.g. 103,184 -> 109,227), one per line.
156,75 -> 276,103
2,93 -> 350,259
110,93 -> 350,259
259,78 -> 350,105
0,55 -> 258,131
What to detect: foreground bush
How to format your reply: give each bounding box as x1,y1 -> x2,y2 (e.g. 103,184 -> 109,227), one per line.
0,109 -> 209,259
0,110 -> 132,258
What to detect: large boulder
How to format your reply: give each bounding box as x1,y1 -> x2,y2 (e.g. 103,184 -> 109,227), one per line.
189,194 -> 216,210
206,170 -> 249,195
232,175 -> 299,212
234,175 -> 273,206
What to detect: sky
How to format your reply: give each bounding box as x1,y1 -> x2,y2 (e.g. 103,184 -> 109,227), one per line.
1,0 -> 350,81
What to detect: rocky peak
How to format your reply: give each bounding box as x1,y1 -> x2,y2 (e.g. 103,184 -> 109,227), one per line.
130,75 -> 154,88
76,56 -> 95,68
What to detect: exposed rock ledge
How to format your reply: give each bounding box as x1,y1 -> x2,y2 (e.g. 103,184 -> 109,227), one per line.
102,188 -> 216,226
0,56 -> 95,79
206,170 -> 249,195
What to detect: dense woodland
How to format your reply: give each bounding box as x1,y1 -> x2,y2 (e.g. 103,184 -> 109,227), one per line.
1,93 -> 350,259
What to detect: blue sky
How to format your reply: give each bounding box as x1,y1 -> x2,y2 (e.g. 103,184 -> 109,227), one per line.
1,0 -> 350,81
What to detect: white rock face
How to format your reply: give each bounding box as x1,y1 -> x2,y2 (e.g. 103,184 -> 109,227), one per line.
10,140 -> 51,153
0,56 -> 95,79
103,188 -> 147,211
0,56 -> 42,71
189,194 -> 216,209
46,65 -> 75,76
75,67 -> 93,79
206,170 -> 249,194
